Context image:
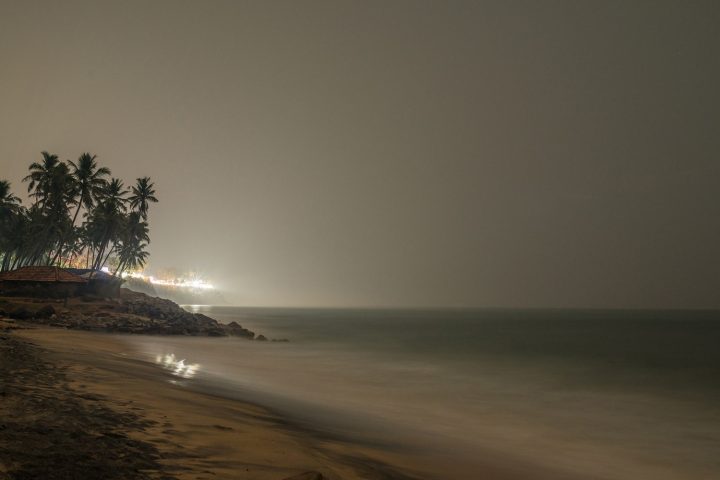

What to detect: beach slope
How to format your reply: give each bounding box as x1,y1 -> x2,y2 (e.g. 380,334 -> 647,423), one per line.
0,321 -> 419,480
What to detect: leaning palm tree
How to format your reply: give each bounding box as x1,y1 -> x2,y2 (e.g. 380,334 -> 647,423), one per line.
116,239 -> 149,276
128,176 -> 158,220
18,160 -> 73,265
113,211 -> 150,275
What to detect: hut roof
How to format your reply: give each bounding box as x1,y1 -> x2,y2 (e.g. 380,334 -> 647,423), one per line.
0,266 -> 88,283
66,268 -> 115,281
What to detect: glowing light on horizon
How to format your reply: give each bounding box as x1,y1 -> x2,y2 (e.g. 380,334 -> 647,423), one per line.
123,271 -> 215,290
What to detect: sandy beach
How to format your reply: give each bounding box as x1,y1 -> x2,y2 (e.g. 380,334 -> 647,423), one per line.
1,321 -> 598,480
0,322 -> 425,480
5,309 -> 717,480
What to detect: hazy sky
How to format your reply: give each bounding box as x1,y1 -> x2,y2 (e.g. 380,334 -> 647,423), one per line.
1,0 -> 718,308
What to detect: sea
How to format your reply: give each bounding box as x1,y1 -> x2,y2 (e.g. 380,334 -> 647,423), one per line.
123,307 -> 720,479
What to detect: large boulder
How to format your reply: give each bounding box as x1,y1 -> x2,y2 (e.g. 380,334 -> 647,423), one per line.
226,321 -> 255,339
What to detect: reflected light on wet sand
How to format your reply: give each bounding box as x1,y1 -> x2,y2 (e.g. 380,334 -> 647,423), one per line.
155,353 -> 201,378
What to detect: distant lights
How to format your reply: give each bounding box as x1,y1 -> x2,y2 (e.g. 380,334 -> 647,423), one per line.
121,271 -> 215,290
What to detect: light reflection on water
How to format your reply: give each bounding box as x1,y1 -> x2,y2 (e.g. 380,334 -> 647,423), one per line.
155,353 -> 201,378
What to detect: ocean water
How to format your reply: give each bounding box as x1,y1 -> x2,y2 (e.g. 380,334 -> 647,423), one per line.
124,308 -> 720,479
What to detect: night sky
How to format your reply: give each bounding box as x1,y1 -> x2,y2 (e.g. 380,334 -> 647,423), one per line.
1,0 -> 718,308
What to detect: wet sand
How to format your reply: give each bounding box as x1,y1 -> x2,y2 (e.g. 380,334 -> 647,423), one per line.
1,323 -> 424,480
0,322 -> 622,480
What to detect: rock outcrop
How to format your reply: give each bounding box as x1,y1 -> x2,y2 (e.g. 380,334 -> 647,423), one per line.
2,289 -> 275,340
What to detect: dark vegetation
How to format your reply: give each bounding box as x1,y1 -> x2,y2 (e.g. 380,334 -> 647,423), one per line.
0,152 -> 157,275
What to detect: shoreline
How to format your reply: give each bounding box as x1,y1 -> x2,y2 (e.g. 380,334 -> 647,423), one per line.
0,322 -> 616,480
0,321 -> 424,480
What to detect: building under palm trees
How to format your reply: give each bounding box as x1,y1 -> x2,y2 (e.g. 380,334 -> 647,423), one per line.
0,266 -> 87,297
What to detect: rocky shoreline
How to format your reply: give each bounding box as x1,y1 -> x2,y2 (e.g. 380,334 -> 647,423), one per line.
0,289 -> 281,341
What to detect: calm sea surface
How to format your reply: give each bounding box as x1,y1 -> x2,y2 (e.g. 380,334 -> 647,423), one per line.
124,308 -> 720,479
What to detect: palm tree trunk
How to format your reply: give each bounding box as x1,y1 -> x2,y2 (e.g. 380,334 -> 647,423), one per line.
51,196 -> 83,265
101,246 -> 114,270
70,196 -> 83,227
92,229 -> 110,272
92,244 -> 104,271
93,235 -> 114,272
115,258 -> 127,278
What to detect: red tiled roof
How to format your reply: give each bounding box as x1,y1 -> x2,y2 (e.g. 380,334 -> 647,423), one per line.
0,266 -> 88,283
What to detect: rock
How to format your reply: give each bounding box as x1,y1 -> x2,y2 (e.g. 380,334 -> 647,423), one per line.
9,307 -> 33,320
0,288 -> 273,339
282,472 -> 325,480
255,334 -> 268,341
225,321 -> 255,339
194,313 -> 219,326
35,305 -> 56,319
207,328 -> 226,337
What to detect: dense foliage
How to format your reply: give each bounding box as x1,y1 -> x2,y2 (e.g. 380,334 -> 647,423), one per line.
0,152 -> 157,274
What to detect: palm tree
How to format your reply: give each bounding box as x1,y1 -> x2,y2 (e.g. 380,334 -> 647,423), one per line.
23,151 -> 60,210
67,153 -> 111,226
115,212 -> 150,275
37,162 -> 75,265
0,180 -> 21,217
17,159 -> 75,266
117,241 -> 149,275
51,153 -> 110,263
62,231 -> 85,267
0,210 -> 28,271
103,178 -> 128,212
90,178 -> 128,271
128,176 -> 158,220
0,180 -> 22,271
5,153 -> 157,276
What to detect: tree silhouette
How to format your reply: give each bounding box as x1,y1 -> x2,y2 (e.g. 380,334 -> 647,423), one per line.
128,176 -> 158,220
0,152 -> 157,274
